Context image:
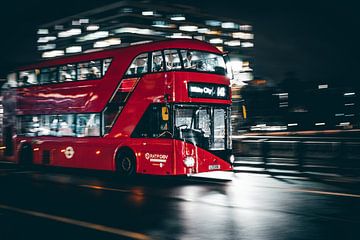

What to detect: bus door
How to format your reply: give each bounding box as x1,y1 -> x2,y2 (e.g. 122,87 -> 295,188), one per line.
132,104 -> 174,175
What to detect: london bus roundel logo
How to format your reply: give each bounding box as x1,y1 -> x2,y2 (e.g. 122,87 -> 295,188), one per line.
64,146 -> 75,159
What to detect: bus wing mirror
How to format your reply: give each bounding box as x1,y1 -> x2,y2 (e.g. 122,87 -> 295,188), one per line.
161,106 -> 169,121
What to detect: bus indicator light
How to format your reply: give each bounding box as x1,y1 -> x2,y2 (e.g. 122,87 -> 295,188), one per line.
64,146 -> 75,159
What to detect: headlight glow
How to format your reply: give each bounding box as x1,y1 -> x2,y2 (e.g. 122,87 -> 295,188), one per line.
184,156 -> 195,167
229,154 -> 235,164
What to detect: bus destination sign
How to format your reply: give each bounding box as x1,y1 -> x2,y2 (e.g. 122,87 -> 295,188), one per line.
188,83 -> 229,100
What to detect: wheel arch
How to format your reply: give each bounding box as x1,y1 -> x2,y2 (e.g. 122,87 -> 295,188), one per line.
113,146 -> 137,172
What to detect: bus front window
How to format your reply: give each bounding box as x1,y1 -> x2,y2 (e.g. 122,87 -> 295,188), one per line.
175,105 -> 227,151
180,50 -> 226,75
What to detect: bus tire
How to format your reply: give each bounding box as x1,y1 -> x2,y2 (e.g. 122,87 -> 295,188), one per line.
18,143 -> 33,168
116,149 -> 136,176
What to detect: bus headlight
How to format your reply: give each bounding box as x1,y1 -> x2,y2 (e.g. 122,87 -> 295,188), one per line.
229,154 -> 235,164
184,156 -> 195,167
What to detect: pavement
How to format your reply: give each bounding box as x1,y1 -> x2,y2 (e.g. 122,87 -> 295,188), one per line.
0,161 -> 359,240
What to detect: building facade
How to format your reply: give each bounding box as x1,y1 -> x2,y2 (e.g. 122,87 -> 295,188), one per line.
36,0 -> 254,86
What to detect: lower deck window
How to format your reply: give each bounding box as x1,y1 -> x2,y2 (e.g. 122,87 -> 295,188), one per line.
76,114 -> 100,137
17,113 -> 100,137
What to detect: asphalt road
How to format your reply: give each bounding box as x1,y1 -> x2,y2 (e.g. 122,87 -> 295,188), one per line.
0,161 -> 359,240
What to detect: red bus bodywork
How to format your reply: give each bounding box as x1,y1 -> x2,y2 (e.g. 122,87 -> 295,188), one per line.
12,39 -> 233,175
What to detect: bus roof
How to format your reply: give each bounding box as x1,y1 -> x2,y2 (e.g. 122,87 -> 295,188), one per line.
18,39 -> 223,71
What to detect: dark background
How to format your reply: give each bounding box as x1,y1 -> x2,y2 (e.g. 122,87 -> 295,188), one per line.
0,0 -> 358,86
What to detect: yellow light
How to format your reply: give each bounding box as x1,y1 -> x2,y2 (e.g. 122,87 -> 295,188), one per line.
205,30 -> 221,35
242,105 -> 247,119
96,150 -> 101,155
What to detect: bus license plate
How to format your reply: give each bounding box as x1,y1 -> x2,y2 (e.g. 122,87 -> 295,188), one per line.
209,165 -> 220,170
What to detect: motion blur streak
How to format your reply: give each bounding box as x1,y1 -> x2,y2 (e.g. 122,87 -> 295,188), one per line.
286,189 -> 360,198
80,184 -> 132,193
0,204 -> 151,240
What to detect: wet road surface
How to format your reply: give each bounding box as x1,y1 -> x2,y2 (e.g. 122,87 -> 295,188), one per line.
0,161 -> 359,240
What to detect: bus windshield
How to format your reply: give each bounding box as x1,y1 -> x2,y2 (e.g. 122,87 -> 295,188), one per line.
179,50 -> 226,75
174,105 -> 229,151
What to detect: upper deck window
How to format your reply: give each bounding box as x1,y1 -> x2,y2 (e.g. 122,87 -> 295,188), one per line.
123,49 -> 226,78
77,60 -> 102,80
125,53 -> 148,77
151,51 -> 164,72
39,67 -> 58,84
15,58 -> 112,87
19,70 -> 39,86
180,50 -> 226,75
164,50 -> 181,71
103,58 -> 112,75
59,64 -> 76,82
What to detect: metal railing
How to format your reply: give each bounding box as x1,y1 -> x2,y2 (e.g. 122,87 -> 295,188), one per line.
232,135 -> 360,176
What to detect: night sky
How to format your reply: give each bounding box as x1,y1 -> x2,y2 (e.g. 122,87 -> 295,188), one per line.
0,0 -> 358,87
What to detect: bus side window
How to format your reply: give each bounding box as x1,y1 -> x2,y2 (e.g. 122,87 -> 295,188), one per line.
76,114 -> 100,137
77,61 -> 102,80
102,58 -> 112,76
57,115 -> 76,137
125,53 -> 148,77
59,64 -> 76,82
19,70 -> 39,86
39,67 -> 58,84
164,50 -> 181,71
151,51 -> 164,72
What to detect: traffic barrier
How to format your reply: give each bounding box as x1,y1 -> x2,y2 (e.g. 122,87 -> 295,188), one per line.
233,136 -> 360,177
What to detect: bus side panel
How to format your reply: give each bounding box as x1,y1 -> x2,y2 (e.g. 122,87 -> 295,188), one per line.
67,138 -> 115,170
128,138 -> 174,175
22,137 -> 114,170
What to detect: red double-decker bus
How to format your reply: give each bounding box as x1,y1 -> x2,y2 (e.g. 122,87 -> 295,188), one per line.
5,39 -> 234,176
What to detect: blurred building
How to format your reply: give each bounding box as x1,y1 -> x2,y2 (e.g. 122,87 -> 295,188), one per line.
36,0 -> 254,86
241,76 -> 360,133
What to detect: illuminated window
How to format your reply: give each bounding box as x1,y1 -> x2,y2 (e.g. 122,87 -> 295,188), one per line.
151,51 -> 164,72
19,70 -> 39,86
38,67 -> 58,84
18,114 -> 99,137
180,50 -> 226,74
38,115 -> 57,136
103,58 -> 112,76
59,64 -> 76,82
77,60 -> 102,80
17,115 -> 39,136
125,53 -> 148,76
164,50 -> 181,70
76,114 -> 100,137
57,115 -> 76,136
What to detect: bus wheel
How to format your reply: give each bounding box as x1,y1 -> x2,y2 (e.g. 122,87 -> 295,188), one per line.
18,144 -> 33,168
116,151 -> 136,176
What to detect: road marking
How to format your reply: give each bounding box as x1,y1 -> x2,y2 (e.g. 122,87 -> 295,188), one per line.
287,189 -> 360,198
12,171 -> 38,174
80,184 -> 133,193
0,204 -> 151,240
0,161 -> 17,164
